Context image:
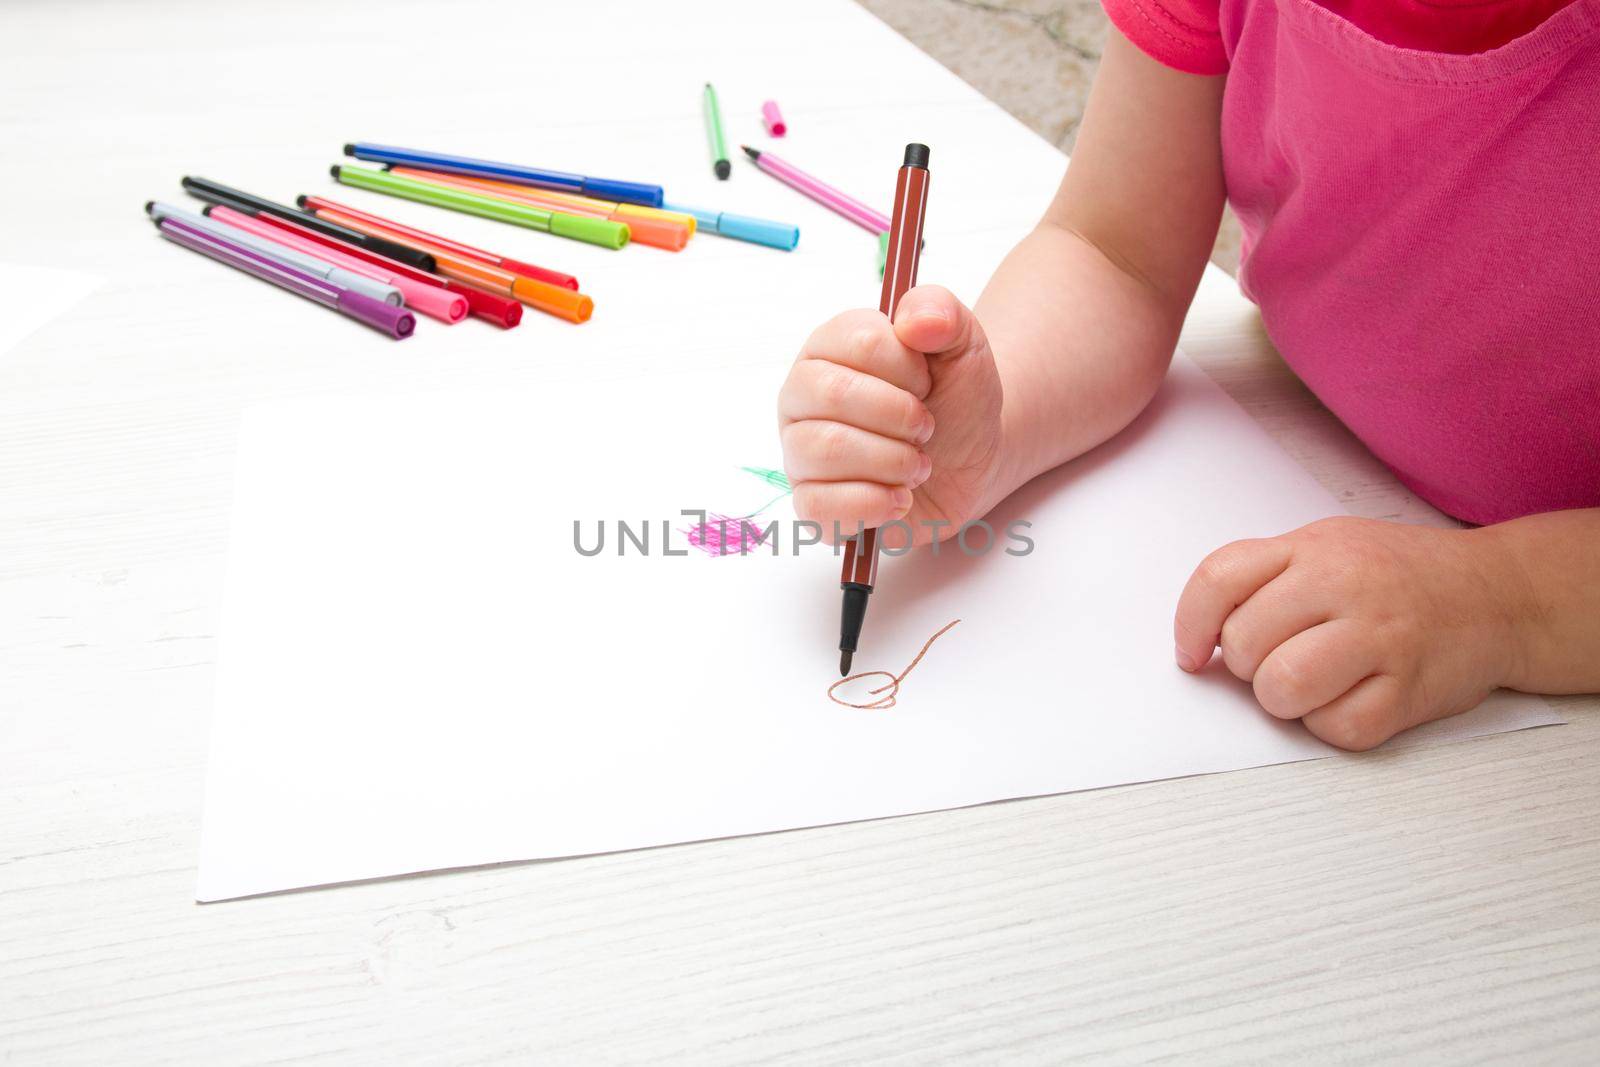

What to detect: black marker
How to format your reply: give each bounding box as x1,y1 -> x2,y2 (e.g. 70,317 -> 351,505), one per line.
179,176 -> 436,273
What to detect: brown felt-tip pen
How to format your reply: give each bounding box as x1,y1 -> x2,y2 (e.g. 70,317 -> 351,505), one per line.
838,143 -> 931,675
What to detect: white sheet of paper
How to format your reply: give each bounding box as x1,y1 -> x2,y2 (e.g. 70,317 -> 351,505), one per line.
197,357 -> 1559,901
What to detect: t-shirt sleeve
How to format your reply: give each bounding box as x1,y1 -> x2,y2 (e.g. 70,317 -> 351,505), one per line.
1101,0 -> 1229,75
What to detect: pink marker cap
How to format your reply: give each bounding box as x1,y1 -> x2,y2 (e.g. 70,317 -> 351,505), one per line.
761,100 -> 787,137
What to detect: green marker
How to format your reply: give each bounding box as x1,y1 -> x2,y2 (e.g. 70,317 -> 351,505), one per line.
704,83 -> 731,180
330,165 -> 630,250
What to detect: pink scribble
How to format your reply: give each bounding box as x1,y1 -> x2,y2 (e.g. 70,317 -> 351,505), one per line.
682,513 -> 772,557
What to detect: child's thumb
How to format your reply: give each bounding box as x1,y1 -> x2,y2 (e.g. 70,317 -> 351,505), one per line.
891,285 -> 978,361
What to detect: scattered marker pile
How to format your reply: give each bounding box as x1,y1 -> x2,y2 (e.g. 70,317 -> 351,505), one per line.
149,92 -> 899,339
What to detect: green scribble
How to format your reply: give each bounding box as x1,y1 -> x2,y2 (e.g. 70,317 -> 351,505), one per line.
725,465 -> 793,521
740,466 -> 791,492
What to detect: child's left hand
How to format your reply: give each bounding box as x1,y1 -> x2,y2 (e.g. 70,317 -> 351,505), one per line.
1172,516 -> 1526,751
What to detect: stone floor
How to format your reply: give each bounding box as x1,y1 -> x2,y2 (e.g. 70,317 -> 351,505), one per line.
857,0 -> 1242,273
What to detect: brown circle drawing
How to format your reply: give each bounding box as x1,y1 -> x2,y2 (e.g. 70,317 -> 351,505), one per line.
828,619 -> 961,710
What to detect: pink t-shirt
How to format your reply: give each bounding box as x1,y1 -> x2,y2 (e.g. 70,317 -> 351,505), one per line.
1103,0 -> 1600,524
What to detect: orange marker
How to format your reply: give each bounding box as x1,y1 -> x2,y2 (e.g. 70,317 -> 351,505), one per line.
389,167 -> 692,252
467,183 -> 697,234
314,207 -> 593,323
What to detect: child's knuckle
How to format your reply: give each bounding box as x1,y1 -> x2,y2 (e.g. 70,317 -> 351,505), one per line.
1219,616 -> 1258,674
845,324 -> 883,367
1195,551 -> 1237,590
791,483 -> 822,520
818,423 -> 852,465
820,366 -> 855,409
1324,707 -> 1390,751
1256,655 -> 1308,716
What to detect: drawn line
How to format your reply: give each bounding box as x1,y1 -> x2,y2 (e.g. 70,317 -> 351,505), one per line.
740,466 -> 791,491
828,619 -> 962,710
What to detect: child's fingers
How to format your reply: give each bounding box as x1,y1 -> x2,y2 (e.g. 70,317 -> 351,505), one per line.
1216,570 -> 1328,681
1251,619 -> 1379,720
1173,538 -> 1294,670
781,420 -> 930,488
893,285 -> 975,358
792,480 -> 914,541
1300,674 -> 1405,752
779,360 -> 935,444
798,309 -> 933,397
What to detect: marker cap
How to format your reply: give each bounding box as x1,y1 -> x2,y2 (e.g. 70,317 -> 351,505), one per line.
580,177 -> 664,208
717,212 -> 800,251
336,289 -> 416,339
499,258 -> 579,290
615,213 -> 689,252
549,213 -> 631,250
761,100 -> 787,137
326,267 -> 404,306
404,283 -> 470,323
450,284 -> 523,329
510,277 -> 594,324
615,203 -> 697,235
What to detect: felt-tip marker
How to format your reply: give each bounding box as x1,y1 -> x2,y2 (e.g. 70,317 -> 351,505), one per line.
704,82 -> 731,180
179,176 -> 437,273
342,142 -> 664,208
838,143 -> 931,676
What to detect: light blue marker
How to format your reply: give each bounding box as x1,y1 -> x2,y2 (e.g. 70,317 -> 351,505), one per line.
664,202 -> 799,251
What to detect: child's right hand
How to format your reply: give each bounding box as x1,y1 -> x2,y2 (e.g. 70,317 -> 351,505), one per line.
778,285 -> 1005,548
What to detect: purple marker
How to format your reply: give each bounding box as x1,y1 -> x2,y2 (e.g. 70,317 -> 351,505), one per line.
155,217 -> 415,339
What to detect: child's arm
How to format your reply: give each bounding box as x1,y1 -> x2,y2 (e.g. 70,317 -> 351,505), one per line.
778,29 -> 1225,545
984,27 -> 1226,493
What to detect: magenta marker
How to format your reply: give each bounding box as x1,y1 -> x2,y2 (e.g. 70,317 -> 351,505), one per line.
740,146 -> 889,233
156,218 -> 415,339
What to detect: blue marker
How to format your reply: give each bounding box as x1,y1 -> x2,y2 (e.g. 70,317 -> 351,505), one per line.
343,142 -> 664,208
665,202 -> 799,251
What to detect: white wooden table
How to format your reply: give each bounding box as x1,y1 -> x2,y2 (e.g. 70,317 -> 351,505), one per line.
2,1 -> 1596,1061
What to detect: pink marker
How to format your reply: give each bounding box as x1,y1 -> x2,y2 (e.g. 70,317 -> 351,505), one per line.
740,146 -> 888,233
206,205 -> 468,324
761,100 -> 787,137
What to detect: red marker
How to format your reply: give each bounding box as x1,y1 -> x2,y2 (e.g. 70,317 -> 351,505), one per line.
297,195 -> 578,291
838,144 -> 930,675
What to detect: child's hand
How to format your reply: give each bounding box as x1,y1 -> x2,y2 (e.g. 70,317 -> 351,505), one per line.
1173,517 -> 1528,751
779,286 -> 1004,548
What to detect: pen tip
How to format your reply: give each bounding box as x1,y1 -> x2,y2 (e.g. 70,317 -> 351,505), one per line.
143,200 -> 154,216
329,165 -> 341,179
840,650 -> 853,676
200,204 -> 214,216
295,194 -> 308,208
741,145 -> 760,160
714,159 -> 731,180
342,143 -> 355,156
